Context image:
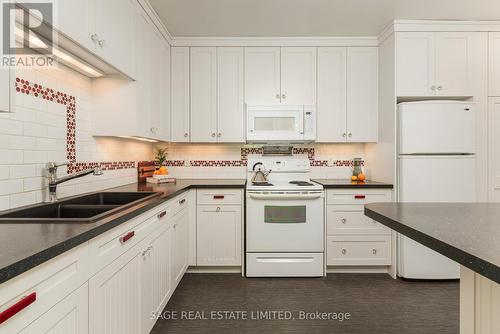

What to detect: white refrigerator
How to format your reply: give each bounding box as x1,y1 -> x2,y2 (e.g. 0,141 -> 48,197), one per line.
397,101 -> 476,279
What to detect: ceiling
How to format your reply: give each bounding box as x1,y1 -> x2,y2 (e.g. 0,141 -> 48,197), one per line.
149,0 -> 500,37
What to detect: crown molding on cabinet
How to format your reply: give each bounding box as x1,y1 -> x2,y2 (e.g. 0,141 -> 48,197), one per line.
139,0 -> 174,45
170,36 -> 378,47
379,19 -> 500,44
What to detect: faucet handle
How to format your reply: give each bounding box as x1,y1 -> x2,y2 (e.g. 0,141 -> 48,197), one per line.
47,162 -> 68,169
93,167 -> 104,176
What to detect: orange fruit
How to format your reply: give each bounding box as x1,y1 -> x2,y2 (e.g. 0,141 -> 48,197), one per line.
351,175 -> 358,181
357,173 -> 366,181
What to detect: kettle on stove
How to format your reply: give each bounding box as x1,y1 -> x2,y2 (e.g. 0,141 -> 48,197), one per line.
251,162 -> 272,184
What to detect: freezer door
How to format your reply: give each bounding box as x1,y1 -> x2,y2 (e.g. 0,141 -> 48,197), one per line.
397,155 -> 475,279
398,101 -> 476,154
398,155 -> 476,202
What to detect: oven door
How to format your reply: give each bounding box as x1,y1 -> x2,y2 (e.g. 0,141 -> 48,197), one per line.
246,191 -> 324,252
247,107 -> 304,142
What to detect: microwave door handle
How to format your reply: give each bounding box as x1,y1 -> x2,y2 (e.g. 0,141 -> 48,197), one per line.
301,110 -> 305,135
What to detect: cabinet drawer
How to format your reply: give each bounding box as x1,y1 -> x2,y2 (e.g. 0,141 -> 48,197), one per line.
327,189 -> 391,205
170,192 -> 189,216
88,202 -> 170,275
246,253 -> 324,277
197,189 -> 242,205
326,235 -> 391,266
0,243 -> 89,332
327,205 -> 391,235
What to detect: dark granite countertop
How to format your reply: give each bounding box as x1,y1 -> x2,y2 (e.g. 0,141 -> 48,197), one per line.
313,179 -> 393,189
0,179 -> 245,284
365,203 -> 500,283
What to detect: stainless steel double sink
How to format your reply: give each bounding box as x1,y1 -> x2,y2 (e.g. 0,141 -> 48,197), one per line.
0,192 -> 162,223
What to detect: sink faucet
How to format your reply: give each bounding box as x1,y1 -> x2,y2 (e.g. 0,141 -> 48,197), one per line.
46,162 -> 103,202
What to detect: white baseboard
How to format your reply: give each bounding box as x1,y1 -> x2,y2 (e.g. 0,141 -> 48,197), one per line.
326,266 -> 392,275
187,266 -> 242,274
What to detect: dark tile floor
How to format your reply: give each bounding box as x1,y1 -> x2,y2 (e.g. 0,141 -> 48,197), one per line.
151,273 -> 459,334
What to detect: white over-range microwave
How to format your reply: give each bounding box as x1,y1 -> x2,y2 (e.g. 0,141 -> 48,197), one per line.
246,105 -> 316,143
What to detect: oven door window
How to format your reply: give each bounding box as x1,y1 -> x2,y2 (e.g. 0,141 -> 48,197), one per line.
264,206 -> 306,224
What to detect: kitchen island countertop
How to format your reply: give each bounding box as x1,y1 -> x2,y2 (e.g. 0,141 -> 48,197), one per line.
365,202 -> 500,283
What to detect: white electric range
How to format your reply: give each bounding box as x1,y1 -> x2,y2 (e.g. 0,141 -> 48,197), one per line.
245,157 -> 325,277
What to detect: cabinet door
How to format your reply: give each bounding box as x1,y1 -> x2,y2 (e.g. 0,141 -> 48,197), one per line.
18,283 -> 88,334
135,8 -> 151,138
217,47 -> 245,143
434,32 -> 478,97
89,245 -> 141,334
149,27 -> 170,141
91,0 -> 136,78
489,98 -> 500,202
244,47 -> 281,104
172,209 -> 189,288
317,47 -> 347,142
396,32 -> 435,96
190,47 -> 217,142
171,47 -> 190,142
280,47 -> 317,105
346,47 -> 378,142
197,205 -> 242,266
54,0 -> 93,51
141,224 -> 172,334
490,33 -> 500,96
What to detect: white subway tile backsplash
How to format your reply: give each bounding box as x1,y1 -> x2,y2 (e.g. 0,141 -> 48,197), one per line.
0,166 -> 9,180
23,177 -> 46,192
0,150 -> 24,165
8,135 -> 37,150
10,191 -> 39,208
0,179 -> 23,195
0,195 -> 9,210
36,138 -> 59,151
9,165 -> 37,179
0,135 -> 9,150
0,119 -> 23,135
24,122 -> 47,137
23,150 -> 48,164
45,125 -> 66,139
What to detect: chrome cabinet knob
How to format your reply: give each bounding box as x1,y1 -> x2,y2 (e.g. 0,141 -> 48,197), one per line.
275,94 -> 280,99
216,207 -> 221,212
211,133 -> 216,137
342,133 -> 346,137
217,133 -> 221,138
341,218 -> 347,224
184,133 -> 188,137
98,39 -> 105,47
431,85 -> 436,90
91,34 -> 99,42
348,133 -> 352,137
341,249 -> 347,255
437,85 -> 443,90
372,249 -> 377,255
281,94 -> 286,99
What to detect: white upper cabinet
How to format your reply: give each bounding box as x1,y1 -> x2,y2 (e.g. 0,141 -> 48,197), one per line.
396,32 -> 435,96
245,47 -> 281,104
244,47 -> 316,105
280,47 -> 317,105
190,47 -> 218,142
217,47 -> 245,142
90,0 -> 136,78
489,33 -> 500,96
171,47 -> 191,142
397,32 -> 483,97
347,47 -> 378,142
317,47 -> 378,143
54,0 -> 93,50
317,47 -> 347,142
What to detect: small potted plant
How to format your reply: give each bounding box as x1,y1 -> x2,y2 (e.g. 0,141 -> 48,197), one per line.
154,147 -> 168,176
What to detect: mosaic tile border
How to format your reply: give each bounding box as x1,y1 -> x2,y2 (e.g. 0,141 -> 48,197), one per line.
15,77 -> 137,173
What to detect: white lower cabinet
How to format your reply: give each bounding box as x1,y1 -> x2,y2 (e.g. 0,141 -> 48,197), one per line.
197,205 -> 242,266
326,189 -> 393,268
17,283 -> 88,334
171,207 -> 189,289
140,223 -> 173,334
88,242 -> 142,334
196,189 -> 243,267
